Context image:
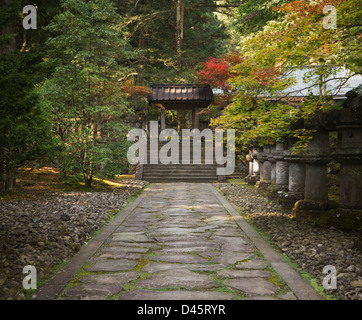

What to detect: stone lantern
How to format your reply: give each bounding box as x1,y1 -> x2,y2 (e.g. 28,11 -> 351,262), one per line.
292,115 -> 336,220
331,91 -> 362,232
258,145 -> 272,188
285,138 -> 305,201
246,146 -> 262,185
270,142 -> 289,192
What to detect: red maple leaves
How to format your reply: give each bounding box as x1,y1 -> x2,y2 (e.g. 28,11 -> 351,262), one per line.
197,56 -> 233,90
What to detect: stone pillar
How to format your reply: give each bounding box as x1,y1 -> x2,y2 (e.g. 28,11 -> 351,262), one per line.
271,162 -> 276,184
285,138 -> 305,201
263,160 -> 272,183
267,145 -> 277,188
271,142 -> 289,192
276,161 -> 288,189
251,147 -> 261,185
304,163 -> 328,201
135,163 -> 144,180
252,158 -> 260,176
330,102 -> 362,231
257,146 -> 272,188
336,123 -> 362,209
255,152 -> 263,188
339,163 -> 362,208
245,151 -> 253,178
245,148 -> 260,185
292,131 -> 334,220
302,131 -> 330,201
259,159 -> 264,180
248,159 -> 253,177
287,162 -> 305,200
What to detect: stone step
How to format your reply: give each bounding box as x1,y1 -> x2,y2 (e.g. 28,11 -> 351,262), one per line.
143,177 -> 219,182
143,167 -> 217,172
143,171 -> 217,177
143,176 -> 218,182
144,164 -> 217,167
146,146 -> 216,150
145,153 -> 215,157
141,147 -> 221,181
143,169 -> 217,174
146,143 -> 216,151
144,166 -> 216,172
144,162 -> 217,166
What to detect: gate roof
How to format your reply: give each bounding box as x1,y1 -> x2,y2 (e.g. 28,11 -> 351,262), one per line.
148,84 -> 214,109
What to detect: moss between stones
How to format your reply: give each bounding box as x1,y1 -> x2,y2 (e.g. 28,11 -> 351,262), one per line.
315,208 -> 362,230
265,262 -> 288,295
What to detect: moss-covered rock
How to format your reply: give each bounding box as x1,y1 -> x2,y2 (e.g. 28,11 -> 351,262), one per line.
315,208 -> 362,230
292,200 -> 337,220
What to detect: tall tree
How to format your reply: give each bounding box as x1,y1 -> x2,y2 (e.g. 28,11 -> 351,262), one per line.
42,0 -> 134,187
0,0 -> 60,191
174,0 -> 185,76
117,0 -> 229,84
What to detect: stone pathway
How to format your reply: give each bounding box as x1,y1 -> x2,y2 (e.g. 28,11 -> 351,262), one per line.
35,183 -> 321,300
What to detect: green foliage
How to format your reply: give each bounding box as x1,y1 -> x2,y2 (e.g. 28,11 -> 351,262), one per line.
41,0 -> 134,187
211,0 -> 361,157
235,0 -> 289,35
0,52 -> 56,190
116,0 -> 229,84
0,0 -> 60,191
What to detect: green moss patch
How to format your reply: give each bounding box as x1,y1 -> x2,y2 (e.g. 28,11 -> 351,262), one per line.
315,208 -> 362,230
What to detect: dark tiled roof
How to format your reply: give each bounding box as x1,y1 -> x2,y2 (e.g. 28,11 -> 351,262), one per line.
148,84 -> 214,104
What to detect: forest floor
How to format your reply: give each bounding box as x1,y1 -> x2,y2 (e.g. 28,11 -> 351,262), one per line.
0,167 -> 148,300
0,167 -> 138,202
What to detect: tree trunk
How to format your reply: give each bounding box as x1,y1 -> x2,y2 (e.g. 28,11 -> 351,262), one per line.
85,175 -> 93,189
136,30 -> 146,85
5,169 -> 16,191
1,0 -> 17,54
0,159 -> 5,192
0,0 -> 17,192
175,0 -> 185,77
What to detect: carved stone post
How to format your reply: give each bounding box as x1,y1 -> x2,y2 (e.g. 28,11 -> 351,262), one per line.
257,146 -> 272,188
269,144 -> 276,185
284,139 -> 305,200
287,162 -> 305,200
337,123 -> 362,209
332,92 -> 362,233
245,147 -> 260,185
292,130 -> 334,219
271,142 -> 289,192
252,147 -> 260,177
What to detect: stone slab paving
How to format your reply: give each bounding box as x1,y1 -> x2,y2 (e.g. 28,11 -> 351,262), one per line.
35,183 -> 321,300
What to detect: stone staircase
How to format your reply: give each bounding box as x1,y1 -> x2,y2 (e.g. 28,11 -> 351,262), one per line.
141,140 -> 220,182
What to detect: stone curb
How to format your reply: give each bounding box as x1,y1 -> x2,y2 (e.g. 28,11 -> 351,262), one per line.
208,184 -> 322,300
32,190 -> 146,300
